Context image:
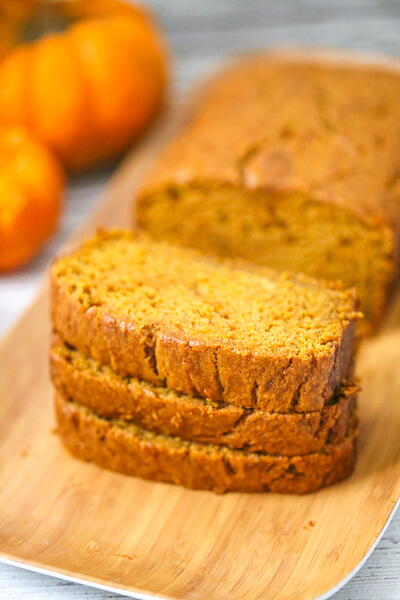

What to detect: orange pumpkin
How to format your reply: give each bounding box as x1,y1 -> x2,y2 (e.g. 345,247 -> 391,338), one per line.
0,127 -> 64,271
0,0 -> 168,170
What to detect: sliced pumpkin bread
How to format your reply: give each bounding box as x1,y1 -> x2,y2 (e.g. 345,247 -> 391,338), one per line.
55,393 -> 358,494
50,230 -> 360,412
51,337 -> 357,456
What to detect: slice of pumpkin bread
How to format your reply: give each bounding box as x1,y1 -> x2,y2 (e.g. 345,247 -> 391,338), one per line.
50,230 -> 360,412
51,337 -> 357,456
136,53 -> 400,333
55,393 -> 358,494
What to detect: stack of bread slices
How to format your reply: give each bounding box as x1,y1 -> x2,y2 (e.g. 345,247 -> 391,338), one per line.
50,230 -> 361,493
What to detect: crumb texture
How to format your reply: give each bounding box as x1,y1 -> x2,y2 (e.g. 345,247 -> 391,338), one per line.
51,230 -> 358,411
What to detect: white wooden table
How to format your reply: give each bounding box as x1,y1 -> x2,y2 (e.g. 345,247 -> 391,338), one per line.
0,1 -> 399,597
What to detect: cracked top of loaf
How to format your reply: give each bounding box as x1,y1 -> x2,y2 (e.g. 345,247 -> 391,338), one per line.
139,52 -> 400,226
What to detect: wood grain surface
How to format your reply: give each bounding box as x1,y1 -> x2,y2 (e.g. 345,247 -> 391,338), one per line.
0,49 -> 400,600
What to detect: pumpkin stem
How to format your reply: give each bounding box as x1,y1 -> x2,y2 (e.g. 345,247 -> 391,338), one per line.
21,0 -> 70,43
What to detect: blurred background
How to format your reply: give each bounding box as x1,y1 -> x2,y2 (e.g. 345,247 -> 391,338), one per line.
0,1 -> 399,598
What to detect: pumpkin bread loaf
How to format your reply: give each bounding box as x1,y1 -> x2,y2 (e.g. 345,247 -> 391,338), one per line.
51,338 -> 357,456
136,53 -> 400,333
55,393 -> 358,494
50,230 -> 360,413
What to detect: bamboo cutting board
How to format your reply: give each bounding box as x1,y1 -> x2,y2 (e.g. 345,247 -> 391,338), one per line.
0,49 -> 400,600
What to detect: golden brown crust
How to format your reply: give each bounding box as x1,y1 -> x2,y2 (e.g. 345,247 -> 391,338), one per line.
55,393 -> 357,494
50,232 -> 358,412
139,53 -> 400,227
51,339 -> 358,455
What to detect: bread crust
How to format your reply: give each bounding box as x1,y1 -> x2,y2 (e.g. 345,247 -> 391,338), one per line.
55,393 -> 357,494
51,339 -> 357,456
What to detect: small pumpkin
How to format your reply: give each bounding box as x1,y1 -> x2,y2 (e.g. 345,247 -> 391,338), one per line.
0,127 -> 64,271
0,0 -> 168,170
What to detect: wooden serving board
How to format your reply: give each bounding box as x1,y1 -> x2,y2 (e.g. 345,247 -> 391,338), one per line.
0,49 -> 400,600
